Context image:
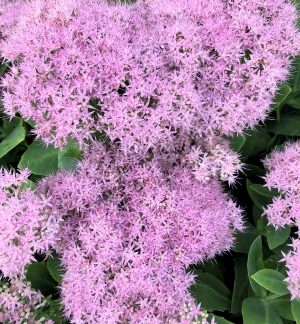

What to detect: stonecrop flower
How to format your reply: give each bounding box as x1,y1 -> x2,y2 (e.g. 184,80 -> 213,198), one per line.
0,168 -> 62,277
43,143 -> 243,322
0,278 -> 52,323
0,0 -> 299,150
0,143 -> 243,322
264,141 -> 300,298
186,136 -> 242,184
264,141 -> 300,228
284,239 -> 300,300
0,0 -> 299,321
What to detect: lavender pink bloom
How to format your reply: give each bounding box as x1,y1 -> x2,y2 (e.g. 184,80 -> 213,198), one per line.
264,141 -> 300,298
284,239 -> 300,300
0,0 -> 299,150
0,278 -> 52,323
0,168 -> 61,278
0,144 -> 243,322
264,141 -> 300,229
0,0 -> 299,321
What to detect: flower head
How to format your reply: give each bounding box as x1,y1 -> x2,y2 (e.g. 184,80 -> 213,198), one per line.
264,141 -> 300,298
1,0 -> 299,151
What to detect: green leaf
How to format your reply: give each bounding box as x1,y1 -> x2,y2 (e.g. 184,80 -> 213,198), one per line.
58,139 -> 82,171
47,255 -> 63,284
292,299 -> 300,324
252,269 -> 289,296
247,236 -> 267,297
26,262 -> 57,296
287,96 -> 300,109
270,296 -> 294,321
197,260 -> 223,281
268,112 -> 300,136
19,179 -> 37,190
25,118 -> 36,127
247,180 -> 279,209
267,225 -> 291,250
252,205 -> 263,225
240,127 -> 272,158
233,222 -> 258,254
244,164 -> 266,177
230,134 -> 246,153
35,297 -> 63,324
1,117 -> 23,137
272,83 -> 292,121
0,125 -> 25,159
266,134 -> 280,152
190,273 -> 231,311
231,256 -> 249,314
257,217 -> 268,237
264,255 -> 282,271
0,63 -> 8,75
18,140 -> 59,175
242,297 -> 283,324
213,315 -> 234,324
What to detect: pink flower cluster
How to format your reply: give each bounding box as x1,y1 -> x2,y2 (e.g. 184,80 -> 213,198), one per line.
0,0 -> 299,150
284,239 -> 300,300
264,141 -> 300,229
0,143 -> 243,322
264,141 -> 300,298
0,278 -> 52,323
0,168 -> 61,278
0,0 -> 299,322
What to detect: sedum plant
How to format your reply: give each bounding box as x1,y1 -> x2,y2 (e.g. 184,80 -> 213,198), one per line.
0,0 -> 299,323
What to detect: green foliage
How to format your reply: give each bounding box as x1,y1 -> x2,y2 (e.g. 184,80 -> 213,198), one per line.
213,315 -> 234,323
47,255 -> 64,284
247,236 -> 267,297
268,111 -> 300,136
190,272 -> 231,311
0,124 -> 25,159
35,297 -> 63,323
0,63 -> 8,76
230,134 -> 246,153
252,269 -> 289,296
247,181 -> 279,209
232,222 -> 258,253
19,179 -> 37,190
231,256 -> 249,314
270,296 -> 295,321
25,262 -> 57,296
18,140 -> 59,175
292,299 -> 300,324
230,127 -> 271,158
58,139 -> 82,171
266,225 -> 291,250
241,127 -> 272,158
287,96 -> 300,109
18,139 -> 82,175
271,83 -> 292,121
242,297 -> 283,324
0,116 -> 29,167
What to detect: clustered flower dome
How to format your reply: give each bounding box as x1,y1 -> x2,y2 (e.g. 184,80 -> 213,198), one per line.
0,278 -> 51,323
284,239 -> 300,300
0,143 -> 243,322
0,168 -> 61,278
264,141 -> 300,298
264,141 -> 300,229
0,0 -> 299,151
0,0 -> 299,322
